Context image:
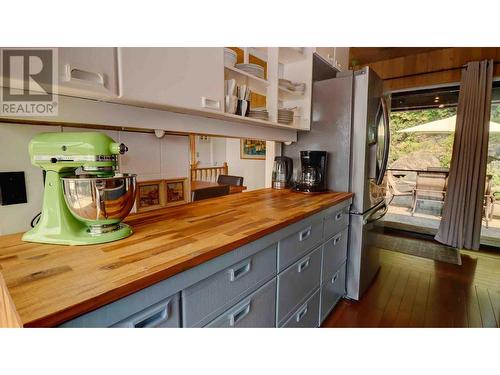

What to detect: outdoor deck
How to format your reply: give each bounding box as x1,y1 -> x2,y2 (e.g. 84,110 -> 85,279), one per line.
384,205 -> 500,248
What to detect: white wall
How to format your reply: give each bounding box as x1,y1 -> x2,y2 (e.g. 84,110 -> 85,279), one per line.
0,123 -> 189,235
225,138 -> 266,191
194,136 -> 212,167
0,123 -> 61,236
211,137 -> 227,166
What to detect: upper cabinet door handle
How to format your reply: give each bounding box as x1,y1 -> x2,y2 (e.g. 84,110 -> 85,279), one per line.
335,212 -> 343,221
201,96 -> 221,110
299,227 -> 312,242
65,65 -> 105,86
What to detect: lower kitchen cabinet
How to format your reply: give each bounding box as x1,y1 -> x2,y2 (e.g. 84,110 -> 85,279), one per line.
320,262 -> 347,323
276,246 -> 322,325
59,198 -> 351,328
281,289 -> 320,328
182,244 -> 277,327
205,279 -> 277,328
112,293 -> 181,328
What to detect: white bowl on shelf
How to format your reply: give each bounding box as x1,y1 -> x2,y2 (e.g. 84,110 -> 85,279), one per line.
224,48 -> 237,67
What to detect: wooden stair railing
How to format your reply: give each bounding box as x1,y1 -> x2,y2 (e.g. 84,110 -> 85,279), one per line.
191,162 -> 228,182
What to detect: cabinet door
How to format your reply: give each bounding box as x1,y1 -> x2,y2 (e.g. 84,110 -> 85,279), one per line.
314,47 -> 335,66
119,47 -> 224,112
58,47 -> 120,99
333,48 -> 350,71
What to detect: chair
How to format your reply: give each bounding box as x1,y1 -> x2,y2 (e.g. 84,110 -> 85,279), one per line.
191,185 -> 230,202
387,171 -> 415,198
217,174 -> 244,187
483,174 -> 495,228
411,172 -> 447,216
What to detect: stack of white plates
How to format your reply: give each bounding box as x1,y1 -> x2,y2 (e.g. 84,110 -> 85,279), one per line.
235,63 -> 265,79
224,48 -> 237,67
278,109 -> 294,125
248,108 -> 269,120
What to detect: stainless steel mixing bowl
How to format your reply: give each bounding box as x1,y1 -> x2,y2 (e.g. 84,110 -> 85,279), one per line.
62,173 -> 137,229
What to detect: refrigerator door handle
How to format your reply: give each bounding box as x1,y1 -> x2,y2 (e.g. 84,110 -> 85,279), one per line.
364,202 -> 388,224
376,96 -> 391,185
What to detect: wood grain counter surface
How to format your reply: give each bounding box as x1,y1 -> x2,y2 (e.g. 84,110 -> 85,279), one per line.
0,188 -> 352,327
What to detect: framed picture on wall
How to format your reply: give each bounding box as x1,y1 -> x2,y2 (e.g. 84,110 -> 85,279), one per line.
240,139 -> 266,160
136,180 -> 166,212
165,178 -> 188,207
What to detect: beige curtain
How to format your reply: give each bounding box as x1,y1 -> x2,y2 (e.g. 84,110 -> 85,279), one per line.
435,60 -> 494,250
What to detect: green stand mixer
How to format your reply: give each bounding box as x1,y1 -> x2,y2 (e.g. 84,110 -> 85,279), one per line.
22,132 -> 137,246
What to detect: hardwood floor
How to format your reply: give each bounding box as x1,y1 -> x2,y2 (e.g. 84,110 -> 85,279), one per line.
322,246 -> 500,328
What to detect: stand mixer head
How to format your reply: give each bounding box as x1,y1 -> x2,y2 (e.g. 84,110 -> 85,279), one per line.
22,132 -> 137,246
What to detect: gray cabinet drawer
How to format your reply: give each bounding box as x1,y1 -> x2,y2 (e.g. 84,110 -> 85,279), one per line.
277,246 -> 322,325
112,293 -> 180,328
278,217 -> 323,272
324,204 -> 349,240
320,262 -> 346,323
281,288 -> 320,328
205,278 -> 276,328
321,228 -> 348,283
182,243 -> 277,327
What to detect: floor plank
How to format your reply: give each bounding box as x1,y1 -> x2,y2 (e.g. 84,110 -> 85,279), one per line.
408,272 -> 431,327
488,289 -> 500,327
323,240 -> 500,328
476,286 -> 498,328
393,270 -> 420,327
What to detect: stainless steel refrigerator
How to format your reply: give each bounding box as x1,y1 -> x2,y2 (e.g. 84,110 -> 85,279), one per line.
283,66 -> 390,300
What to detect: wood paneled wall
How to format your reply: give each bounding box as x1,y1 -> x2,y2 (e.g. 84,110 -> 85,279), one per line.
353,48 -> 500,92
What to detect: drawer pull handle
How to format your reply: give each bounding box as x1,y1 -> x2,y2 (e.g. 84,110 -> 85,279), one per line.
332,272 -> 339,284
335,212 -> 343,221
229,301 -> 251,327
229,260 -> 251,282
131,300 -> 170,328
296,304 -> 309,322
297,257 -> 311,273
299,227 -> 312,242
333,233 -> 342,245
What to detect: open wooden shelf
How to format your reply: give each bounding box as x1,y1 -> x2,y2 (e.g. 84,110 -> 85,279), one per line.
224,65 -> 269,86
278,86 -> 305,100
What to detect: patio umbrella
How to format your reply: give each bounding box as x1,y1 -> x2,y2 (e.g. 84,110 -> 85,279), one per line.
397,115 -> 500,134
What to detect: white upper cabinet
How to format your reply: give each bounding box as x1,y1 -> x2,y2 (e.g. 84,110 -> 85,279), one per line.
315,47 -> 335,66
314,47 -> 350,71
333,48 -> 350,72
118,48 -> 224,112
57,48 -> 120,99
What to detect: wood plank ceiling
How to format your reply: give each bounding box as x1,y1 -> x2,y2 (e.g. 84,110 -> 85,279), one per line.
349,47 -> 446,66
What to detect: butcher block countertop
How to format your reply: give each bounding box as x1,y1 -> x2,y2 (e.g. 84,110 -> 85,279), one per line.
0,189 -> 352,327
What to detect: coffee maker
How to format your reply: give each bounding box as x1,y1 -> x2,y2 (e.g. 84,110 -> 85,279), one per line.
293,151 -> 328,193
272,156 -> 293,189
